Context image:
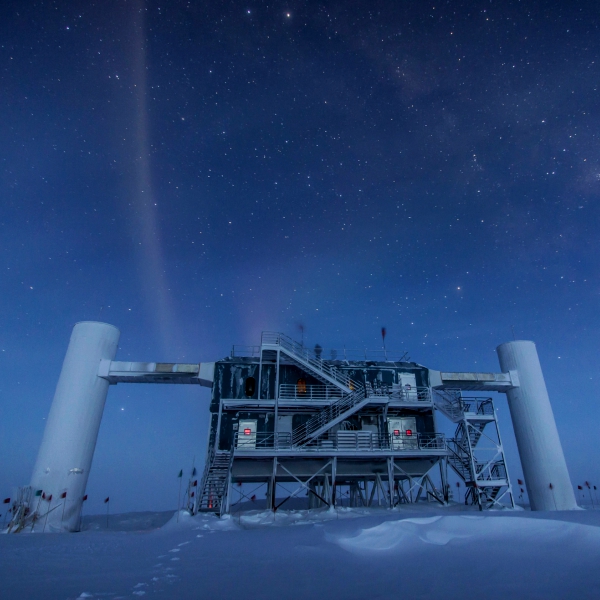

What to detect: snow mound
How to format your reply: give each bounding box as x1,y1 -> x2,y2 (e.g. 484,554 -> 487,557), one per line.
332,514 -> 600,553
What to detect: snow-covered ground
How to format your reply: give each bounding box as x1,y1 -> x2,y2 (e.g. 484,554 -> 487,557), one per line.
2,504 -> 600,599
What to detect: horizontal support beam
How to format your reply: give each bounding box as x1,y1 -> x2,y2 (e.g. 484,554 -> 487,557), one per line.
429,369 -> 519,391
98,360 -> 215,387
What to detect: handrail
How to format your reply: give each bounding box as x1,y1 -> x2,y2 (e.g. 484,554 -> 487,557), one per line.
195,445 -> 216,513
235,431 -> 292,450
261,331 -> 355,390
291,386 -> 366,445
367,384 -> 431,403
279,384 -> 344,401
233,431 -> 445,452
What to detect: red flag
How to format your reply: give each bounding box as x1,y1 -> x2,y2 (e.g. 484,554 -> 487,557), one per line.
517,479 -> 523,485
47,494 -> 53,502
251,495 -> 256,502
549,483 -> 553,490
82,495 -> 88,501
42,492 -> 46,500
381,327 -> 387,341
2,498 -> 10,504
520,488 -> 524,493
190,492 -> 195,498
585,481 -> 591,488
60,492 -> 67,499
578,485 -> 583,490
104,497 -> 110,503
192,480 -> 198,487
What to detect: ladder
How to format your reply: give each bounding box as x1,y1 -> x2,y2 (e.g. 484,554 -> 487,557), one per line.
195,450 -> 232,515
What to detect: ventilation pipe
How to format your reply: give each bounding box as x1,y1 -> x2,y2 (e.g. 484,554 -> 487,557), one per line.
30,322 -> 120,531
497,340 -> 577,511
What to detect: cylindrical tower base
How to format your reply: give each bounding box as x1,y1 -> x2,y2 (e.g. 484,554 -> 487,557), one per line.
497,340 -> 577,511
30,322 -> 120,531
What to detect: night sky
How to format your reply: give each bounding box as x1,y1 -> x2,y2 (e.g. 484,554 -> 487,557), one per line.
2,0 -> 599,514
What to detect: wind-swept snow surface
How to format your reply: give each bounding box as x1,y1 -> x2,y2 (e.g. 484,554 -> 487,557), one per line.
2,507 -> 600,599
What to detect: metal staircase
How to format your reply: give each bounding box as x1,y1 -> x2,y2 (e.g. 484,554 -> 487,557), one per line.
261,332 -> 369,447
195,449 -> 232,515
291,387 -> 370,446
433,389 -> 514,509
261,332 -> 353,393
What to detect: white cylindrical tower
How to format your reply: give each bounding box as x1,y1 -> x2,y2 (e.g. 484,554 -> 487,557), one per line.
497,340 -> 577,511
30,322 -> 120,531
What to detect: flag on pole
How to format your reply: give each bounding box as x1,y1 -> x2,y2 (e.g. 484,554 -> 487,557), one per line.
381,327 -> 387,341
178,470 -> 183,478
578,485 -> 583,490
517,479 -> 523,485
35,490 -> 43,497
47,494 -> 53,502
3,498 -> 10,504
192,480 -> 198,487
61,492 -> 67,499
104,497 -> 110,503
83,495 -> 88,501
192,467 -> 197,476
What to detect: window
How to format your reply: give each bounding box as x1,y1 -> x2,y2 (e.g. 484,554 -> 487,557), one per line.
245,377 -> 256,397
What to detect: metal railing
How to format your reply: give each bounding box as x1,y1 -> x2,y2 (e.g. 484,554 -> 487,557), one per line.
434,390 -> 494,419
466,398 -> 494,415
291,386 -> 366,445
233,431 -> 445,453
278,384 -> 344,402
261,332 -> 354,390
234,431 -> 292,450
366,383 -> 431,403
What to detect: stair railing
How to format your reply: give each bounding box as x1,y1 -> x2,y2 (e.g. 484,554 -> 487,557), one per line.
262,331 -> 353,390
291,384 -> 366,446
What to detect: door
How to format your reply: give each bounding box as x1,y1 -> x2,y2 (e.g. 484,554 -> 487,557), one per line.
398,373 -> 417,401
237,419 -> 258,449
277,415 -> 293,448
388,417 -> 418,450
